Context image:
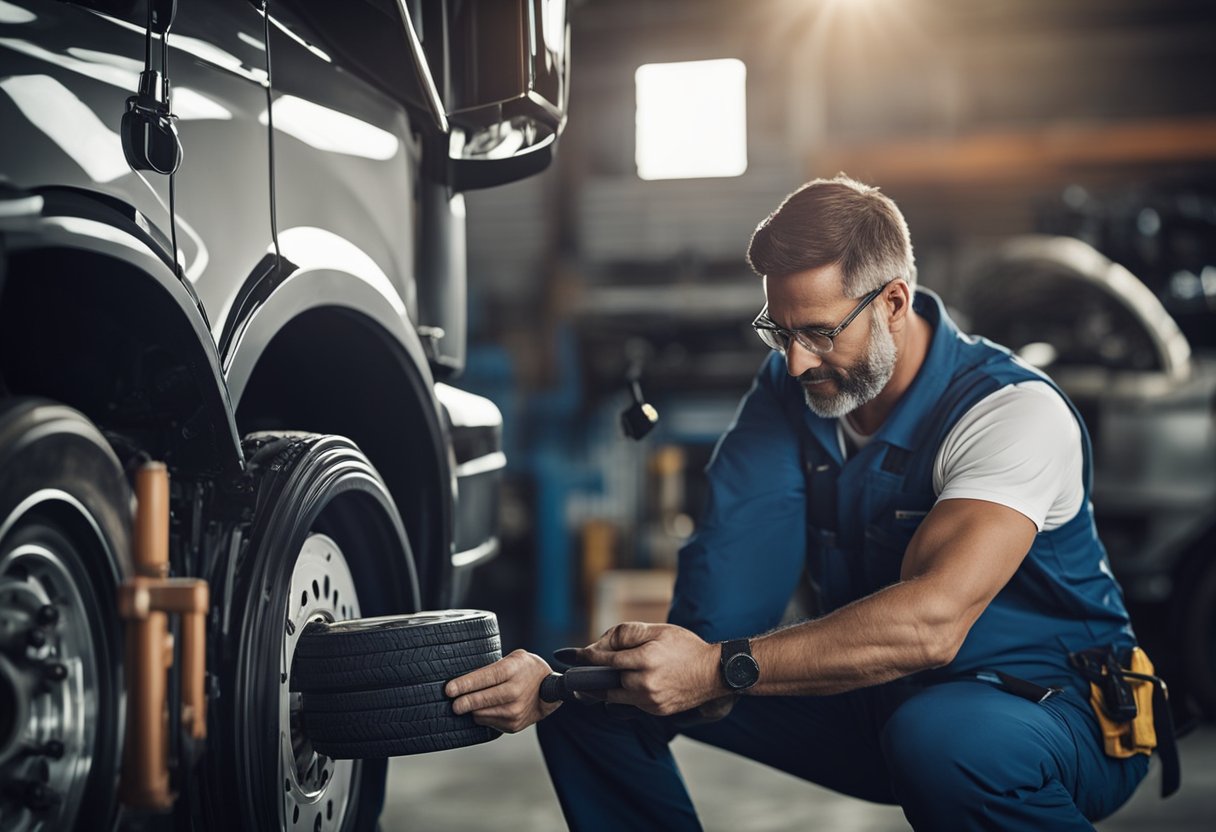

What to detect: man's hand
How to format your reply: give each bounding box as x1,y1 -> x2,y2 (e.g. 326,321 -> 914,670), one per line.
575,622 -> 725,716
446,649 -> 561,733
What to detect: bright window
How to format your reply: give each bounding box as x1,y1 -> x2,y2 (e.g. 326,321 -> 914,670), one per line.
635,58 -> 747,181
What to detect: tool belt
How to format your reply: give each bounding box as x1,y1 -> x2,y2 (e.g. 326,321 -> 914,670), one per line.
1067,645 -> 1180,798
1070,647 -> 1181,797
979,646 -> 1179,798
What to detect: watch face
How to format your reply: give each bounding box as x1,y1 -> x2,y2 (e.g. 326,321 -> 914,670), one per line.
725,653 -> 760,689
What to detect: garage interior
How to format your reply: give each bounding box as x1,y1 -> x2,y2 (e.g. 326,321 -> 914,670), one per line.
1,0 -> 1215,828
384,0 -> 1216,828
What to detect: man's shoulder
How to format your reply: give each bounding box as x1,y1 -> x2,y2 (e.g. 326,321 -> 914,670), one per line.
953,380 -> 1077,435
935,380 -> 1084,530
939,380 -> 1083,481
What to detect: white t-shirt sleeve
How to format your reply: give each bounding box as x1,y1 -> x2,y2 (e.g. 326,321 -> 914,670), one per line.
932,381 -> 1084,532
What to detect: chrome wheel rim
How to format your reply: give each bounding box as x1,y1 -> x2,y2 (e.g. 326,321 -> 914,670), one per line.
281,533 -> 361,831
0,538 -> 99,831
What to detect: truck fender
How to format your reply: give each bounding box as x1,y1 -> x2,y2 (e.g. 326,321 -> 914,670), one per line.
0,186 -> 243,474
220,226 -> 458,605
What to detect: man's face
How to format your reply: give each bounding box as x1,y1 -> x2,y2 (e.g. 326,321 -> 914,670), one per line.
763,263 -> 898,419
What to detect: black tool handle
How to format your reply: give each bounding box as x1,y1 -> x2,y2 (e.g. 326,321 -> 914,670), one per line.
563,666 -> 622,692
539,673 -> 565,703
538,666 -> 623,703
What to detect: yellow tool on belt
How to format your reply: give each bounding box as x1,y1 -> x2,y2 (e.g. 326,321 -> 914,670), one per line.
1069,646 -> 1180,797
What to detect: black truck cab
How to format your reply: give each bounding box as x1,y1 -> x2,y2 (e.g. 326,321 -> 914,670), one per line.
0,1 -> 567,828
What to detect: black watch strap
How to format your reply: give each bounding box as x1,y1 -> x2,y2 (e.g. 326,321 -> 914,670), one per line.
720,639 -> 759,690
721,639 -> 752,663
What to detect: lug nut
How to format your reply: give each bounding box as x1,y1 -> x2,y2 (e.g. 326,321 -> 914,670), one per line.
35,605 -> 59,627
43,663 -> 67,683
26,628 -> 47,649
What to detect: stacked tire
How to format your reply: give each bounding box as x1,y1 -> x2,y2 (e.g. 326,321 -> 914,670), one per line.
293,610 -> 502,758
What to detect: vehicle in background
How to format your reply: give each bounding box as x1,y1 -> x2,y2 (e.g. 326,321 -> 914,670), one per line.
963,187 -> 1216,719
0,0 -> 567,829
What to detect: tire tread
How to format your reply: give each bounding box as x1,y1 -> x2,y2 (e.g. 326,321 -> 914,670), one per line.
312,726 -> 499,759
293,649 -> 501,693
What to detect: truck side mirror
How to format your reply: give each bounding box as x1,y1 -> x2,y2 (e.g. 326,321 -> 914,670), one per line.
432,0 -> 569,190
278,1 -> 569,190
447,136 -> 556,191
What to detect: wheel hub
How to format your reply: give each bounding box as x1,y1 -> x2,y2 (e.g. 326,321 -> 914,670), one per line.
282,534 -> 361,831
0,540 -> 98,831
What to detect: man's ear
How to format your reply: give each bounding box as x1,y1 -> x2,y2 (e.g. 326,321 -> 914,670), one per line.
885,280 -> 913,333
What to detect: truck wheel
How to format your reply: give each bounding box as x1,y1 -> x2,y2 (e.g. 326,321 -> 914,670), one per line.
0,399 -> 130,832
203,434 -> 420,832
292,611 -> 502,757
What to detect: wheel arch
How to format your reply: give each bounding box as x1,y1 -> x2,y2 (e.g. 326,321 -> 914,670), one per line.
0,190 -> 243,476
225,268 -> 456,608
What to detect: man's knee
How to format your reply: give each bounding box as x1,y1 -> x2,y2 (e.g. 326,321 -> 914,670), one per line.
881,684 -> 1051,801
880,684 -> 1149,830
882,690 -> 971,794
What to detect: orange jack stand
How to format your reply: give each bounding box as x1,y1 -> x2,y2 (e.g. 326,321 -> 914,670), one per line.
117,462 -> 209,811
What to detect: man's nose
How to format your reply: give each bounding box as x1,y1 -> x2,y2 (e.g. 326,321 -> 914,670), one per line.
785,341 -> 823,378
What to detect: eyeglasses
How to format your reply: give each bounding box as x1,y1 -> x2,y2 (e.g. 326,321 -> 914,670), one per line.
752,284 -> 887,356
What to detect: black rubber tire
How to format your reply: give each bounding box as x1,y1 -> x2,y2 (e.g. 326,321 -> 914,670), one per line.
202,433 -> 421,832
0,399 -> 131,832
295,632 -> 500,671
312,726 -> 500,760
293,609 -> 506,757
291,609 -> 502,694
303,699 -> 461,731
302,681 -> 451,713
293,610 -> 499,659
306,711 -> 483,745
292,646 -> 502,693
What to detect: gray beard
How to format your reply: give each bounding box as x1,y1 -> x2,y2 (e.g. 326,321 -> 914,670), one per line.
801,312 -> 898,418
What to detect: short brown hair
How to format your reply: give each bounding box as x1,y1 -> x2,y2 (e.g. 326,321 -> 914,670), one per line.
746,175 -> 915,297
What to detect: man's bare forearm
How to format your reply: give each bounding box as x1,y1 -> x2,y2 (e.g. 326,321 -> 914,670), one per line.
582,502 -> 1030,715
746,577 -> 965,696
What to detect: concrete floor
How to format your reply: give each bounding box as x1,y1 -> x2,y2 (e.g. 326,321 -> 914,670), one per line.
380,723 -> 1216,830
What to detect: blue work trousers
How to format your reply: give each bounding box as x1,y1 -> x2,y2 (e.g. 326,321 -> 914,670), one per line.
536,679 -> 1148,831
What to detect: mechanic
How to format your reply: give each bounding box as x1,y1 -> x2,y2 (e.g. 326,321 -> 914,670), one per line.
445,176 -> 1150,830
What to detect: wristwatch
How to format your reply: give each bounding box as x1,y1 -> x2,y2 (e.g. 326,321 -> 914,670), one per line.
720,639 -> 760,691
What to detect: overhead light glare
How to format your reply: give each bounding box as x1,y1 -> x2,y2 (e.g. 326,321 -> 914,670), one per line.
635,58 -> 747,181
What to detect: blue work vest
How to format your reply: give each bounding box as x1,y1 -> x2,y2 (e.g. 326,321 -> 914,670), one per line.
670,289 -> 1135,692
